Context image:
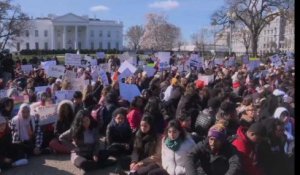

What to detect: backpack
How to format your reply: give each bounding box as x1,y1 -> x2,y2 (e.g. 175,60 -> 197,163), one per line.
91,104 -> 106,131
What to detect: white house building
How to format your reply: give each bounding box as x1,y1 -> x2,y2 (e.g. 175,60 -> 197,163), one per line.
13,13 -> 123,51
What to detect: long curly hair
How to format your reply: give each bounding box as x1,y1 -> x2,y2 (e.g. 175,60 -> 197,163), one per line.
70,109 -> 95,140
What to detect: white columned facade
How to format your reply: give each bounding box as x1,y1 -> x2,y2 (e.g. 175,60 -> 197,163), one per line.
51,25 -> 55,49
74,25 -> 78,50
85,26 -> 89,49
63,25 -> 66,49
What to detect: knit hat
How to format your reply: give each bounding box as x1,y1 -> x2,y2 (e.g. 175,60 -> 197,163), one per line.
195,80 -> 204,89
171,78 -> 178,86
0,115 -> 6,124
207,124 -> 227,141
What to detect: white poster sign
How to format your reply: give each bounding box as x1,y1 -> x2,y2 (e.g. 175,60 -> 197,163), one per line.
55,90 -> 76,104
198,74 -> 214,85
118,61 -> 137,74
21,65 -> 33,74
35,86 -> 51,93
65,53 -> 82,66
189,54 -> 203,70
41,60 -> 56,69
99,69 -> 109,86
64,70 -> 77,79
119,68 -> 133,80
96,52 -> 105,59
46,65 -> 65,78
33,105 -> 57,125
158,52 -> 171,71
84,55 -> 97,66
119,83 -> 141,102
143,66 -> 156,77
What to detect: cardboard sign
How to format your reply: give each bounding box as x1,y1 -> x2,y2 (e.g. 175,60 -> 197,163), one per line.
35,86 -> 51,93
21,65 -> 33,74
118,61 -> 137,74
46,65 -> 65,78
33,105 -> 57,125
119,83 -> 141,102
198,74 -> 214,85
0,90 -> 7,98
55,90 -> 76,104
65,53 -> 82,66
96,52 -> 105,59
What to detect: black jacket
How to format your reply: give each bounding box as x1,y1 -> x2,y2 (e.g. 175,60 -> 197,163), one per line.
185,139 -> 241,175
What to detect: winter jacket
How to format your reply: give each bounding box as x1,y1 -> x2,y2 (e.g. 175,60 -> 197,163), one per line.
10,115 -> 43,148
59,128 -> 101,158
127,108 -> 143,132
232,126 -> 263,175
185,139 -> 241,175
131,132 -> 162,167
106,119 -> 132,146
0,97 -> 14,120
162,135 -> 196,175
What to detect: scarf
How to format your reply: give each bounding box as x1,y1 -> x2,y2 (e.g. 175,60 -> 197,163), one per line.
165,137 -> 182,152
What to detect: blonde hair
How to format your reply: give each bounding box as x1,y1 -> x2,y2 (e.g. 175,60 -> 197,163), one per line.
82,84 -> 93,100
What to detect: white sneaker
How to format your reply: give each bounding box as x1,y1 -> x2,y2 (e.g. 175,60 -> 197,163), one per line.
12,159 -> 29,167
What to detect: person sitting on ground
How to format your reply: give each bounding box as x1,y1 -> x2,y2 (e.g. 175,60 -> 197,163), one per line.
162,119 -> 196,175
106,107 -> 132,156
185,123 -> 241,175
59,110 -> 114,172
127,96 -> 144,133
0,115 -> 28,171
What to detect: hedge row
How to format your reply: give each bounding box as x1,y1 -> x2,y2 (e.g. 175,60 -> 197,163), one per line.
19,49 -> 123,55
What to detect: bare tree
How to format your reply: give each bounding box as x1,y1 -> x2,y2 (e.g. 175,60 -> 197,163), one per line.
211,0 -> 292,56
0,0 -> 30,50
141,13 -> 181,50
233,23 -> 252,54
126,25 -> 144,51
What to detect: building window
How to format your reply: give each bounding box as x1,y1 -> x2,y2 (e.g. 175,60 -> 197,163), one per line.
44,30 -> 48,37
35,30 -> 39,37
99,42 -> 103,49
17,43 -> 20,51
26,30 -> 29,37
90,30 -> 94,37
91,42 -> 94,50
264,44 -> 266,48
26,43 -> 30,50
78,42 -> 82,50
107,31 -> 111,38
107,42 -> 111,49
44,42 -> 48,50
116,42 -> 119,50
116,31 -> 119,38
99,31 -> 103,37
35,42 -> 39,50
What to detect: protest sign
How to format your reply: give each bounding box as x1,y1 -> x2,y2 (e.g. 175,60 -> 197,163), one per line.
198,74 -> 214,85
270,54 -> 282,68
65,53 -> 82,66
189,54 -> 203,70
119,68 -> 133,80
225,57 -> 236,67
84,55 -> 97,66
118,61 -> 137,74
119,52 -> 131,63
143,66 -> 156,77
21,65 -> 33,74
41,60 -> 56,69
0,90 -> 7,98
96,52 -> 105,59
35,86 -> 51,93
242,55 -> 250,64
157,52 -> 170,71
214,58 -> 224,65
286,59 -> 294,68
119,83 -> 141,102
70,78 -> 89,91
64,70 -> 77,79
247,60 -> 261,72
33,105 -> 57,125
91,68 -> 99,81
55,90 -> 76,103
147,63 -> 155,68
46,65 -> 65,78
98,69 -> 109,86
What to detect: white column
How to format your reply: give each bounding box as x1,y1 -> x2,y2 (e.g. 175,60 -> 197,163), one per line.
52,25 -> 56,50
85,26 -> 89,49
75,25 -> 78,50
63,25 -> 66,49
